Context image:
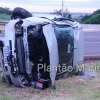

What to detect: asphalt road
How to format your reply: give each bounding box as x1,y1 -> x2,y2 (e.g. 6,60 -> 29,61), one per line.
82,24 -> 100,59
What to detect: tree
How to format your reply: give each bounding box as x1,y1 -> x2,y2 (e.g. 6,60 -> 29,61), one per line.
81,9 -> 100,24
53,8 -> 72,18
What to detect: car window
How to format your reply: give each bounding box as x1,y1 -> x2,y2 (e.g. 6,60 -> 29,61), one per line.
54,25 -> 74,37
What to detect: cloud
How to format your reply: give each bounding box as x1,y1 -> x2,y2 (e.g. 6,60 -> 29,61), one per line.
65,0 -> 91,2
0,2 -> 61,12
0,0 -> 99,13
68,7 -> 97,13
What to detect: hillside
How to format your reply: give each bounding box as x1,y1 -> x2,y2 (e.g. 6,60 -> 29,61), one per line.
81,9 -> 100,24
0,7 -> 11,21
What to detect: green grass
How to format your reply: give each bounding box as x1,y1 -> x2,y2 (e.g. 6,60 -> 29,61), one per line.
0,62 -> 100,100
0,13 -> 10,21
0,96 -> 12,100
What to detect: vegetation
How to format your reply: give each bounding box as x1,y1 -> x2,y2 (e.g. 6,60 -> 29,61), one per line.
0,7 -> 11,21
0,96 -> 12,100
81,9 -> 100,24
0,63 -> 100,100
54,9 -> 72,18
0,13 -> 11,20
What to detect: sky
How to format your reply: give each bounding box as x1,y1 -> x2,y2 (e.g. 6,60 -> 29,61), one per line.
0,0 -> 100,13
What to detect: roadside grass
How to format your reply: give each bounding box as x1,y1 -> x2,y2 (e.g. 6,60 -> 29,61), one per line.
0,14 -> 10,21
0,96 -> 12,100
0,62 -> 100,100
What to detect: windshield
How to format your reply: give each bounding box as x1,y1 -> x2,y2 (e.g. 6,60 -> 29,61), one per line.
54,25 -> 74,37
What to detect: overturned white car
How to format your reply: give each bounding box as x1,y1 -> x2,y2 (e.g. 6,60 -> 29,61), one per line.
1,8 -> 84,89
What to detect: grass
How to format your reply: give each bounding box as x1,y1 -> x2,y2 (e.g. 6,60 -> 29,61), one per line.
0,62 -> 100,100
0,13 -> 10,21
0,96 -> 12,100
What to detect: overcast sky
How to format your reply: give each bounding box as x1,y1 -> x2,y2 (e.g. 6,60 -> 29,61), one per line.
0,0 -> 100,13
